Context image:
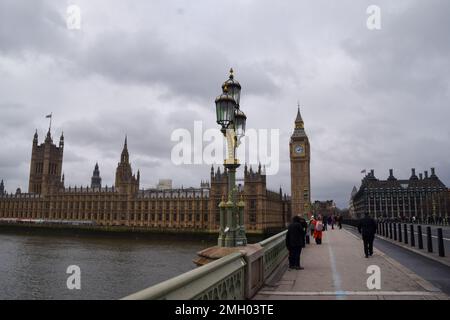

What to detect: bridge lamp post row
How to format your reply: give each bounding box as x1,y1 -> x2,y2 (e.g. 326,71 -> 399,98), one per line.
214,69 -> 247,248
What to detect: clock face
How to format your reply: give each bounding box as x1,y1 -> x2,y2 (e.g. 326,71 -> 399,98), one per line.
294,145 -> 304,154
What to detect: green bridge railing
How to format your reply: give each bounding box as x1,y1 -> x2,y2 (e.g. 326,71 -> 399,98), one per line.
122,230 -> 288,300
260,230 -> 288,280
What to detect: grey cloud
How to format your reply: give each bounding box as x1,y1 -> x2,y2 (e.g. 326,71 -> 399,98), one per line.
0,0 -> 283,102
1,0 -> 450,208
342,0 -> 450,97
0,0 -> 68,56
76,31 -> 282,102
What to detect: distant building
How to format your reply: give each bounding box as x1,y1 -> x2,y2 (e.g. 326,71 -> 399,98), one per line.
200,180 -> 210,189
349,186 -> 358,218
352,168 -> 449,221
91,163 -> 102,189
157,179 -> 172,190
28,129 -> 64,194
289,107 -> 311,217
0,122 -> 294,234
312,200 -> 336,218
115,136 -> 140,194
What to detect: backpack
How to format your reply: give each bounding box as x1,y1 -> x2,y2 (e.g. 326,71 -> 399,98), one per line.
315,222 -> 323,232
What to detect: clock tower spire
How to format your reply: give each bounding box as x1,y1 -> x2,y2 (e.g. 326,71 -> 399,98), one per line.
290,104 -> 311,217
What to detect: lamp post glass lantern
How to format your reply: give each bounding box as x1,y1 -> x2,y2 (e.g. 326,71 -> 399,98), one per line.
215,90 -> 236,129
215,69 -> 247,248
222,68 -> 241,106
235,109 -> 247,139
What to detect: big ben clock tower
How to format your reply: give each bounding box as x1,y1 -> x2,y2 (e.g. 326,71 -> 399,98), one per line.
290,106 -> 311,217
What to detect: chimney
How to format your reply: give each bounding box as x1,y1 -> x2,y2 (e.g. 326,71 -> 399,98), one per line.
419,173 -> 423,180
370,169 -> 374,176
410,168 -> 419,180
389,169 -> 393,176
431,167 -> 436,175
424,171 -> 428,179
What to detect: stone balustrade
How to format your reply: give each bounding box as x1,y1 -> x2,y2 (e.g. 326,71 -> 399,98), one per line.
122,229 -> 288,300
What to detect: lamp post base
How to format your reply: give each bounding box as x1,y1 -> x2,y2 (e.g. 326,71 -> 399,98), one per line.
216,161 -> 248,248
193,243 -> 261,266
235,236 -> 247,247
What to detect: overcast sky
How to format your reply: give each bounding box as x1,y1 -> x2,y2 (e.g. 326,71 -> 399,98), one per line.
0,0 -> 449,208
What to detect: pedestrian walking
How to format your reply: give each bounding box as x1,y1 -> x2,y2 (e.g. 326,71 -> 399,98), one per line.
337,215 -> 342,230
313,215 -> 324,245
357,212 -> 377,258
322,215 -> 328,231
299,216 -> 309,245
309,215 -> 315,237
286,216 -> 308,270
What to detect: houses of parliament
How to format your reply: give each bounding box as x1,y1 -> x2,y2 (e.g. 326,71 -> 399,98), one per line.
0,109 -> 313,234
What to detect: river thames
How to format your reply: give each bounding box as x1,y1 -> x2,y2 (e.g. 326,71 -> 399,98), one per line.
0,228 -> 213,299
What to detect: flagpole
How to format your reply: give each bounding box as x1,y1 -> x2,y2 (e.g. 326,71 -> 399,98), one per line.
49,112 -> 52,132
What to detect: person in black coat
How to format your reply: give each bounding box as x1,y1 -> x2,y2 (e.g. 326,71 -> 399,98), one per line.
286,215 -> 308,270
357,212 -> 377,258
337,215 -> 343,229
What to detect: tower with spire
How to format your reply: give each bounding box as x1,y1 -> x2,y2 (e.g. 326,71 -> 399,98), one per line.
28,124 -> 64,194
91,163 -> 102,190
115,136 -> 139,194
0,179 -> 5,196
289,104 -> 311,217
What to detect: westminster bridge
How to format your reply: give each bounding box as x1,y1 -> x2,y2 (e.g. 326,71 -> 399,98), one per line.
122,221 -> 450,300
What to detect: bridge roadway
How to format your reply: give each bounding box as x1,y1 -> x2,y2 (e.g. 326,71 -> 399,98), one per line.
254,227 -> 450,300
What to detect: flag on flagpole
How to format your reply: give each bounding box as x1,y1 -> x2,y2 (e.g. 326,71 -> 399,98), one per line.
45,113 -> 53,132
361,169 -> 366,174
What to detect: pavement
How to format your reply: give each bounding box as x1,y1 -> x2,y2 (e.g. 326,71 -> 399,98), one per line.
347,227 -> 450,295
254,227 -> 449,300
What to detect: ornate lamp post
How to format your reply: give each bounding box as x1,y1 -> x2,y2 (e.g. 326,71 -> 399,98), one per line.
215,69 -> 247,247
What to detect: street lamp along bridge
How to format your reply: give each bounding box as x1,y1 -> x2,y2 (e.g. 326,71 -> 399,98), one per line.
194,69 -> 261,265
215,68 -> 247,248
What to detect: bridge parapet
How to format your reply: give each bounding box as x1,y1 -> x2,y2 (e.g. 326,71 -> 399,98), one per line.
122,230 -> 288,300
260,230 -> 288,280
123,252 -> 246,300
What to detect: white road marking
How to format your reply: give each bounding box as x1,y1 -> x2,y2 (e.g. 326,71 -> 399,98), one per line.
404,230 -> 450,241
326,233 -> 346,299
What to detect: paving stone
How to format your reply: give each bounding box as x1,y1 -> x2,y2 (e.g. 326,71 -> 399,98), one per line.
254,228 -> 449,300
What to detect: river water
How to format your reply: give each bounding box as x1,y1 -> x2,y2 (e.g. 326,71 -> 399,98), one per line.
0,229 -> 213,300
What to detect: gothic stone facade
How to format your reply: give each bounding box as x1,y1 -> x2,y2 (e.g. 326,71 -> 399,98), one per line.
28,129 -> 64,195
0,130 -> 290,234
289,107 -> 311,217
